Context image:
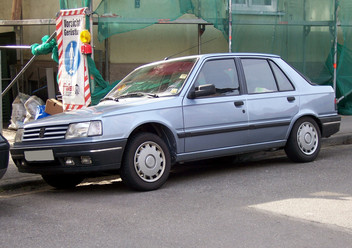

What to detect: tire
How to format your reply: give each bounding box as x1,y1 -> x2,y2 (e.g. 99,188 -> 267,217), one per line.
285,117 -> 321,163
42,175 -> 84,189
120,132 -> 171,191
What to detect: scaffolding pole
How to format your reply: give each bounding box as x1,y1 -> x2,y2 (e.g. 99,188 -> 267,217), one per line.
1,31 -> 56,98
228,0 -> 232,53
333,0 -> 338,95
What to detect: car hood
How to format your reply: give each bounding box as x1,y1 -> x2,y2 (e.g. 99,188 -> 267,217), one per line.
23,96 -> 178,128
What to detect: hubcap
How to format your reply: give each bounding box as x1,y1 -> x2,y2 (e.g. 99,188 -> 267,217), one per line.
297,121 -> 318,155
134,141 -> 166,182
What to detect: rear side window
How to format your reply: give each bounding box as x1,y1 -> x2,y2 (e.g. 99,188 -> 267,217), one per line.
269,61 -> 294,91
241,59 -> 278,94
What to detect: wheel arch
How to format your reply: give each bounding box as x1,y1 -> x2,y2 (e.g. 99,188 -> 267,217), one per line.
127,122 -> 178,164
287,114 -> 323,140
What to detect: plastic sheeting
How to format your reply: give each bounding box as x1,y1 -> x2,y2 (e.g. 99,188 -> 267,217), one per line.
335,0 -> 352,114
95,0 -> 228,41
92,0 -> 352,114
87,56 -> 118,105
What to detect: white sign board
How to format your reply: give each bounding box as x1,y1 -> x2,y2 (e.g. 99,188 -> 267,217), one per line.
56,8 -> 91,111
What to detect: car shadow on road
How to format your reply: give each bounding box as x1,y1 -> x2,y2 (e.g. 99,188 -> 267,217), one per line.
168,153 -> 291,181
1,151 -> 295,197
42,153 -> 292,195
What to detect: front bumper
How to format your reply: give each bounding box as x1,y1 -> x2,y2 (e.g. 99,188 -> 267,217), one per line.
10,139 -> 127,175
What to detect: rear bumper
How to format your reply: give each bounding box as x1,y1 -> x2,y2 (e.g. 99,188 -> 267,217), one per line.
10,139 -> 127,175
320,115 -> 341,138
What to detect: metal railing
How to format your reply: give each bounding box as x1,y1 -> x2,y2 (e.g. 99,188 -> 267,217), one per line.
0,32 -> 56,134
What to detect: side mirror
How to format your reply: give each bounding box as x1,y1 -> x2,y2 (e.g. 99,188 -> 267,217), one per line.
189,84 -> 216,99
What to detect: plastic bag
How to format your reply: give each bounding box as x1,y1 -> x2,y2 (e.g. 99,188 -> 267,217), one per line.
35,105 -> 50,120
24,95 -> 45,123
8,93 -> 30,130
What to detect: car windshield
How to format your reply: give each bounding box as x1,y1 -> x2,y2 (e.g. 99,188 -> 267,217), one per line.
105,58 -> 197,99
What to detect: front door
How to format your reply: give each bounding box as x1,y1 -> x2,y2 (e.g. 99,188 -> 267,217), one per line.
182,58 -> 248,154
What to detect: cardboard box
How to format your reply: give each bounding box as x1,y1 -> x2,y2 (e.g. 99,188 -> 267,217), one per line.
45,99 -> 63,115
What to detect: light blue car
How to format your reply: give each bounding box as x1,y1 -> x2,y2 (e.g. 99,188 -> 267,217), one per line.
10,53 -> 340,191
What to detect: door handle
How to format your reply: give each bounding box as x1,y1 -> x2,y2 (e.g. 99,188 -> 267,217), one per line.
234,101 -> 244,107
287,96 -> 295,102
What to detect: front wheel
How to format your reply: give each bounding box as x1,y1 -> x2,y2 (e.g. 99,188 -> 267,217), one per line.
42,175 -> 84,189
285,117 -> 321,163
120,132 -> 171,191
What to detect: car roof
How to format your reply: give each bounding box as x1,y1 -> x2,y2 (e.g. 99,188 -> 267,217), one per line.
136,53 -> 281,70
164,53 -> 281,62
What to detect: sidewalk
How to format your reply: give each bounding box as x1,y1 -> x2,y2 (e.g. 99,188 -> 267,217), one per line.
1,115 -> 352,190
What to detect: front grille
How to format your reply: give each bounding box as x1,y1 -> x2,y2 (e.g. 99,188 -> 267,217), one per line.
23,125 -> 69,141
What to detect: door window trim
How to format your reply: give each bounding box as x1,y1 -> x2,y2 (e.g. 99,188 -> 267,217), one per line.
239,58 -> 295,95
191,58 -> 241,98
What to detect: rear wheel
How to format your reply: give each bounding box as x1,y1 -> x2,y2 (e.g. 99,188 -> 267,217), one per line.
42,175 -> 84,189
120,132 -> 171,191
285,117 -> 321,163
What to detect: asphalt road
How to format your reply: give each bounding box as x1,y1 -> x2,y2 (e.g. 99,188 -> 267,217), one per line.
1,144 -> 352,248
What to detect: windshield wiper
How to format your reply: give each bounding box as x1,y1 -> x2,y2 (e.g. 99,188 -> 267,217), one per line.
119,92 -> 159,98
99,96 -> 119,103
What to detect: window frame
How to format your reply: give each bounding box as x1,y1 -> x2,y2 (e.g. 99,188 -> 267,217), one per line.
240,58 -> 295,95
233,0 -> 277,13
192,58 -> 241,98
268,60 -> 295,92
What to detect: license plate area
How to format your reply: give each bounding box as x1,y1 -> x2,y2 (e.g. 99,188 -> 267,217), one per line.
24,150 -> 55,162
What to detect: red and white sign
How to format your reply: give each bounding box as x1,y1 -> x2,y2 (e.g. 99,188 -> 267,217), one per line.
56,8 -> 91,111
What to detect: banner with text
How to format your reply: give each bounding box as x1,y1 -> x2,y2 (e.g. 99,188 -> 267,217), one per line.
56,7 -> 91,111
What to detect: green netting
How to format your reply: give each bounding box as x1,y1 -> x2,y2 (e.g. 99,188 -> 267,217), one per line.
95,0 -> 228,41
55,0 -> 352,113
93,0 -> 352,114
87,56 -> 118,105
231,0 -> 335,84
335,0 -> 352,114
31,35 -> 58,62
230,0 -> 352,115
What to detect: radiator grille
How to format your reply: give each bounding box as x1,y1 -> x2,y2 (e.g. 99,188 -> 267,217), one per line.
23,125 -> 69,141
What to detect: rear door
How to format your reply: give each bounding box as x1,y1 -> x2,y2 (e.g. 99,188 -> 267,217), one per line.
182,58 -> 248,154
240,58 -> 299,145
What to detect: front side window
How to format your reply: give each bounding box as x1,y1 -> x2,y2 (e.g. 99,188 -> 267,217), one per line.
106,58 -> 197,98
194,59 -> 239,97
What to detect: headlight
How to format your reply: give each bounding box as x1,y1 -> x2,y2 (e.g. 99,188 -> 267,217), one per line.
15,128 -> 24,143
65,121 -> 102,139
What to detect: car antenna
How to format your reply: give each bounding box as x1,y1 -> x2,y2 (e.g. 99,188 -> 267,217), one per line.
164,38 -> 217,60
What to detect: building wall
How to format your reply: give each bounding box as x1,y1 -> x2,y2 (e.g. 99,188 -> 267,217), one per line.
0,0 -> 227,81
108,21 -> 228,80
0,0 -> 339,82
0,0 -> 16,33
